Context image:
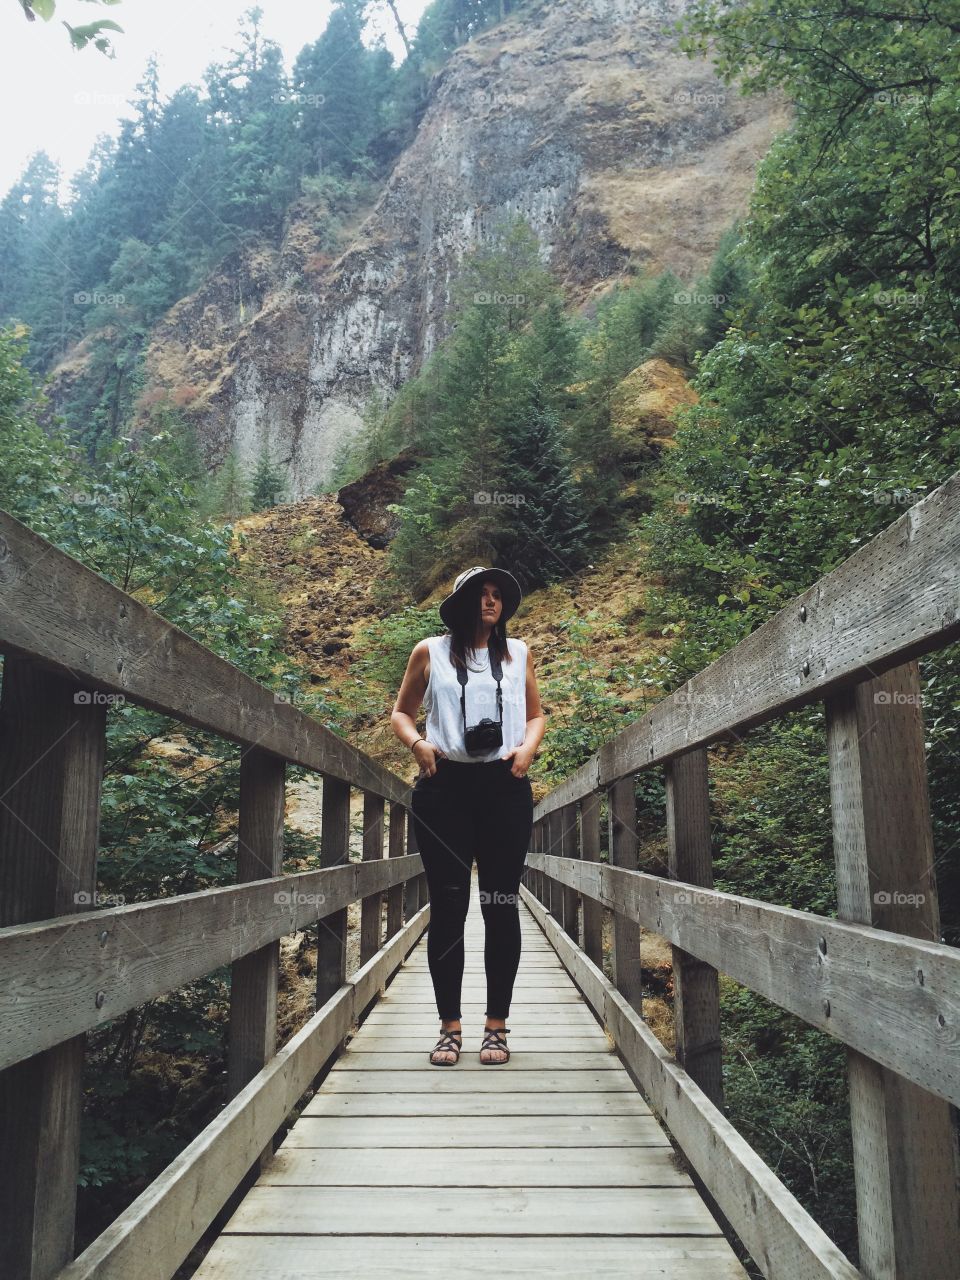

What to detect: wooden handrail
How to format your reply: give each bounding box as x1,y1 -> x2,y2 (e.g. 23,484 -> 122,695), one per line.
0,509 -> 407,803
533,467 -> 960,818
525,853 -> 960,1108
2,462 -> 959,1279
524,467 -> 960,1278
0,508 -> 426,1280
0,856 -> 422,1070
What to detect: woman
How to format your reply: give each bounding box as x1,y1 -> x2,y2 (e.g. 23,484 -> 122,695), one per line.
391,565 -> 546,1065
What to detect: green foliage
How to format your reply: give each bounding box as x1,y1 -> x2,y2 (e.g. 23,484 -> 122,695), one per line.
534,611 -> 658,786
381,217 -> 593,596
18,0 -> 123,55
633,0 -> 960,1258
250,440 -> 288,510
721,981 -> 855,1258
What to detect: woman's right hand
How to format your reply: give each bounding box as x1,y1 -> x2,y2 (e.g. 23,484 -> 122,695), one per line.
413,739 -> 445,776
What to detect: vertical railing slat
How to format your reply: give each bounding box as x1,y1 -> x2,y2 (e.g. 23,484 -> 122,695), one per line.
560,801 -> 579,942
608,774 -> 643,1013
665,747 -> 723,1109
825,661 -> 960,1278
580,792 -> 603,968
385,800 -> 406,941
0,659 -> 106,1279
317,774 -> 350,1007
228,747 -> 286,1098
360,791 -> 385,965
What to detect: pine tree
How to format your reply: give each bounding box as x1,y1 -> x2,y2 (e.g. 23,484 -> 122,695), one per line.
500,378 -> 590,588
250,441 -> 288,510
203,446 -> 253,521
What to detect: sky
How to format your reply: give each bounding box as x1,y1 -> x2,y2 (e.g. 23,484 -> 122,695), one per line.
0,0 -> 431,198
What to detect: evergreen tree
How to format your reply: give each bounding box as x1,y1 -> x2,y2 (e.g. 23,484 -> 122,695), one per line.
250,441 -> 288,509
203,446 -> 253,521
500,378 -> 590,588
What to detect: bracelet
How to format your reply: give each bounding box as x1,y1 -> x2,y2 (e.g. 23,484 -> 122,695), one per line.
410,737 -> 425,751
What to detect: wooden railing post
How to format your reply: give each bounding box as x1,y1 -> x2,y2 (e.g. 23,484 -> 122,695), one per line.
538,817 -> 546,902
546,808 -> 561,925
608,774 -> 643,1013
559,801 -> 579,942
316,774 -> 350,1009
580,791 -> 603,968
228,748 -> 286,1101
825,660 -> 960,1278
360,791 -> 385,965
0,659 -> 106,1280
664,747 -> 723,1109
385,800 -> 406,941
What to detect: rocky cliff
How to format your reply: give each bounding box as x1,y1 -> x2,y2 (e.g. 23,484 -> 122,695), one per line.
135,0 -> 789,498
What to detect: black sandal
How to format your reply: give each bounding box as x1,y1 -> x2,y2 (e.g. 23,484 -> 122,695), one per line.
479,1025 -> 510,1065
429,1027 -> 462,1066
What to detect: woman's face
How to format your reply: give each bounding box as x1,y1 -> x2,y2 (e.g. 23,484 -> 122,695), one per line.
480,580 -> 502,624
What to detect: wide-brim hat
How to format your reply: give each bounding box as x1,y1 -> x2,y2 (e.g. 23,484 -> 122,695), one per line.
438,565 -> 522,629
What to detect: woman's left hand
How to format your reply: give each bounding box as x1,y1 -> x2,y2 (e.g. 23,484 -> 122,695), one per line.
501,745 -> 535,777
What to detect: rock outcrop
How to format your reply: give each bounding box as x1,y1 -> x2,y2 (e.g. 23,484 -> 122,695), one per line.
126,0 -> 789,496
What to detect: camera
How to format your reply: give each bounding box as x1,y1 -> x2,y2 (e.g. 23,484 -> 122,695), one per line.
464,717 -> 504,755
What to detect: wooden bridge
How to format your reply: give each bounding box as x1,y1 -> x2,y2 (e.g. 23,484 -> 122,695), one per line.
0,470 -> 958,1279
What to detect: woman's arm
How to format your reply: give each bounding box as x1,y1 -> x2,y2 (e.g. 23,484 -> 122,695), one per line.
391,639 -> 429,750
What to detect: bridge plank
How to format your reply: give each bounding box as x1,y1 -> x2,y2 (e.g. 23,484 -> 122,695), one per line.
189,883 -> 749,1280
192,1236 -> 747,1279
523,885 -> 863,1280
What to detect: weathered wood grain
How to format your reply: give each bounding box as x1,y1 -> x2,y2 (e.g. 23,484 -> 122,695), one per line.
526,853 -> 960,1109
0,854 -> 422,1069
0,509 -> 408,803
825,663 -> 960,1277
534,468 -> 960,816
0,661 -> 106,1280
522,885 -> 863,1280
53,906 -> 429,1280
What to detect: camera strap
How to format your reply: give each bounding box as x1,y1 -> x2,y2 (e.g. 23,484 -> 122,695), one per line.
456,643 -> 504,733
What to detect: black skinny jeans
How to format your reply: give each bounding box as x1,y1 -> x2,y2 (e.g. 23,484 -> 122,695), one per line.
410,756 -> 533,1021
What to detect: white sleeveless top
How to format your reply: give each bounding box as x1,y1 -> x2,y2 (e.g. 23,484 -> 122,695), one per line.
422,634 -> 528,763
